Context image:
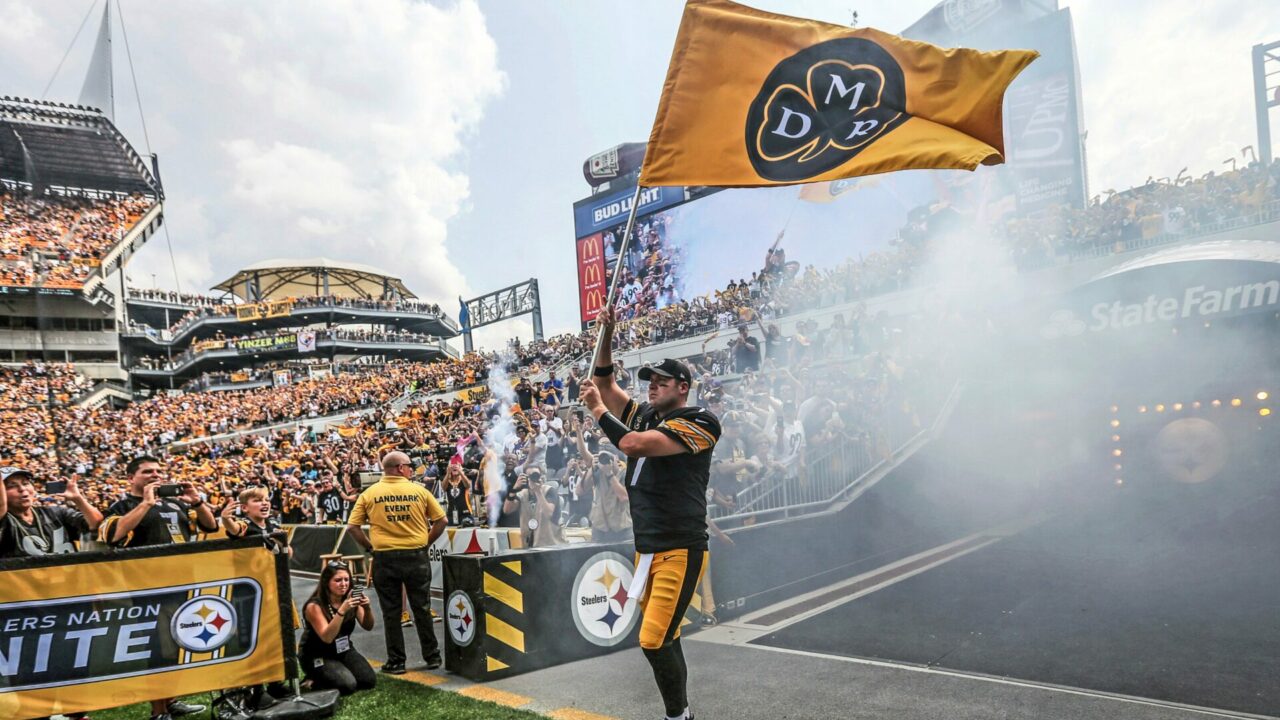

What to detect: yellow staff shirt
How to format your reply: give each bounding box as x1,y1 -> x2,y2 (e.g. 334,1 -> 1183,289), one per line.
347,476 -> 445,551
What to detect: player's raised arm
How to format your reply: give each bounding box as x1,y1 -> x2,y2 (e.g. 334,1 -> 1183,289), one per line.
590,306 -> 632,417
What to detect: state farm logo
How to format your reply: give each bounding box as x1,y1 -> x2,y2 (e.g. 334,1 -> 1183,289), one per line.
446,591 -> 476,647
570,551 -> 638,647
746,37 -> 908,182
1039,309 -> 1086,340
170,595 -> 237,653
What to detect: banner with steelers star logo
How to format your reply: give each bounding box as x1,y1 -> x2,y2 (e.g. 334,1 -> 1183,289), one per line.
0,538 -> 289,720
444,542 -> 704,682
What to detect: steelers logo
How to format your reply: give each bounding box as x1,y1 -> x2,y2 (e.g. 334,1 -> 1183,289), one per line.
570,551 -> 639,647
446,591 -> 476,647
745,37 -> 909,182
170,596 -> 237,653
1154,418 -> 1227,485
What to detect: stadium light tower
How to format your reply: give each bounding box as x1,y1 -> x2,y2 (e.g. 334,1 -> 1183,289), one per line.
1254,40 -> 1280,165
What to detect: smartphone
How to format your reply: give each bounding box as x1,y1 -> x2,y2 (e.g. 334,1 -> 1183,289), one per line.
156,484 -> 184,498
351,582 -> 365,599
44,480 -> 67,494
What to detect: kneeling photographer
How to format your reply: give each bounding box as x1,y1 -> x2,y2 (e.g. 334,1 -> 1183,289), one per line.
299,561 -> 377,695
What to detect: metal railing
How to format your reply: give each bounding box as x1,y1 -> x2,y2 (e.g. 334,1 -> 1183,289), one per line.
711,380 -> 962,529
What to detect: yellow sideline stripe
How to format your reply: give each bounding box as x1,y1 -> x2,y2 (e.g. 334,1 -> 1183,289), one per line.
457,686 -> 531,707
547,709 -> 623,720
484,572 -> 524,614
402,670 -> 446,686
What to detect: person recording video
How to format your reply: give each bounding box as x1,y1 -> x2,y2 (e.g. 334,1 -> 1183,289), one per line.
299,560 -> 377,695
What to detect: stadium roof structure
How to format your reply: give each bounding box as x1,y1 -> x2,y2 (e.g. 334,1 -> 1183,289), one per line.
0,97 -> 160,196
213,257 -> 416,301
1091,239 -> 1280,282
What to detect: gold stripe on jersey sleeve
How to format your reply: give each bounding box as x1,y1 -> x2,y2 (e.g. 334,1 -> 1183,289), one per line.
661,418 -> 714,453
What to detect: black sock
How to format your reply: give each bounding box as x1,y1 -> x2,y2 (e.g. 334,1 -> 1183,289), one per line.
643,642 -> 688,718
671,638 -> 689,710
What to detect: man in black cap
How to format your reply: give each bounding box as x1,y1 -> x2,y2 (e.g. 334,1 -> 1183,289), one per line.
580,307 -> 721,720
0,467 -> 102,557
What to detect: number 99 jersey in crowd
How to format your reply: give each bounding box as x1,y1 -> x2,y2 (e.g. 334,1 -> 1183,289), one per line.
618,399 -> 722,554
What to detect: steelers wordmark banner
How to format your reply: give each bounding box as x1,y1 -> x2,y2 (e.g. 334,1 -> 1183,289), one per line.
0,541 -> 286,720
640,0 -> 1038,187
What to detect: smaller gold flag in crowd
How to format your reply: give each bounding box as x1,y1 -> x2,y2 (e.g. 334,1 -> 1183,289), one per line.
639,0 -> 1038,188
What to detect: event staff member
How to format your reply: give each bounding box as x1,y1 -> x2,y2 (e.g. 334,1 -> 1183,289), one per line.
299,560 -> 376,695
582,307 -> 721,720
100,456 -> 215,720
346,451 -> 447,674
0,467 -> 102,557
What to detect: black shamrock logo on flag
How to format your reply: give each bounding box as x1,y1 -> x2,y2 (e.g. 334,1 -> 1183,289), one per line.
746,37 -> 910,182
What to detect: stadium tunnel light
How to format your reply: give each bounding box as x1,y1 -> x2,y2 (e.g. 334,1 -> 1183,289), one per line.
1193,401 -> 1202,409
1232,398 -> 1243,407
1111,435 -> 1121,442
1261,408 -> 1272,417
1155,404 -> 1166,412
1115,479 -> 1124,486
1110,419 -> 1120,428
1258,391 -> 1269,401
1212,399 -> 1222,407
1113,449 -> 1123,457
1139,405 -> 1148,413
1173,403 -> 1183,411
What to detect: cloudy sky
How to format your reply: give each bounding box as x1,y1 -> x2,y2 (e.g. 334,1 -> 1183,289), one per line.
1,0 -> 1277,349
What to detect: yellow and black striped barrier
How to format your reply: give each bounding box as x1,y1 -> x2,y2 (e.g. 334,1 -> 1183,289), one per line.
444,542 -> 708,681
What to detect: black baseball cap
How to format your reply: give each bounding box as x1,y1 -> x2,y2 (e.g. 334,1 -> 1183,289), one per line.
638,358 -> 692,385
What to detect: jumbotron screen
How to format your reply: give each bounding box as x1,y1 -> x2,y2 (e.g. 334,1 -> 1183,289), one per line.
571,7 -> 1086,329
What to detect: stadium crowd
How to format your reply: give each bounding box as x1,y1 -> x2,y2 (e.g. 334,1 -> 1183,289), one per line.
4,160 -> 1275,545
0,188 -> 154,288
124,292 -> 447,340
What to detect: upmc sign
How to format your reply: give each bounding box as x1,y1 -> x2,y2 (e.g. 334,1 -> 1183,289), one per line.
577,234 -> 607,325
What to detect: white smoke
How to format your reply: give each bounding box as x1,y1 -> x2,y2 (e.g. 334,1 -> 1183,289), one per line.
483,355 -> 518,526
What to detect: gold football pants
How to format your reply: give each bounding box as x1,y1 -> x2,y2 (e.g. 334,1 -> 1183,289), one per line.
636,549 -> 708,649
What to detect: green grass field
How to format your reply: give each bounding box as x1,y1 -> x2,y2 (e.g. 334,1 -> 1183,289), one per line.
85,677 -> 547,720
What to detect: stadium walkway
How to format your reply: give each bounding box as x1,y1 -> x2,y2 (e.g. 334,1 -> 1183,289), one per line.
289,575 -> 1261,720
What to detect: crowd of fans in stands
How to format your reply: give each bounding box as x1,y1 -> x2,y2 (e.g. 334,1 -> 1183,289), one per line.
125,292 -> 446,340
2,160 -> 1276,548
0,189 -> 153,288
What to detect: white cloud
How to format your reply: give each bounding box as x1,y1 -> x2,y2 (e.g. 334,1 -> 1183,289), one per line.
1064,0 -> 1280,193
1,0 -> 505,306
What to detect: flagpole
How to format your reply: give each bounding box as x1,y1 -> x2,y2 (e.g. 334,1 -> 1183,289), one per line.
589,182 -> 646,370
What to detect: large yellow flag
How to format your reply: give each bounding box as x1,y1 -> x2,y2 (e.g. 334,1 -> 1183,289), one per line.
639,0 -> 1038,188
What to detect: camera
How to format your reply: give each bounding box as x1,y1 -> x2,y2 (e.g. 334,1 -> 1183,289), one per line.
156,484 -> 184,498
44,480 -> 67,494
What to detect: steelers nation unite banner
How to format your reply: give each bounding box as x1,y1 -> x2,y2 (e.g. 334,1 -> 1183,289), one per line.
639,0 -> 1038,187
0,539 -> 289,720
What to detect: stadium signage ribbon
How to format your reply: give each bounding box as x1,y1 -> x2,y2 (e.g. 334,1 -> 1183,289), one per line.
234,333 -> 298,354
573,185 -> 685,237
1041,279 -> 1280,339
0,543 -> 285,719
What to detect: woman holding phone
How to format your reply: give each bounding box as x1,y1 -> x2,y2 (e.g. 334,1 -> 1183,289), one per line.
299,561 -> 377,695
